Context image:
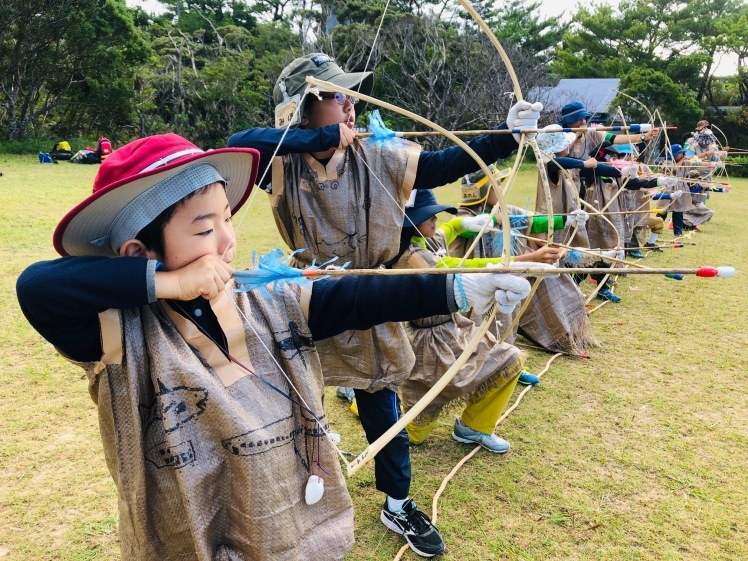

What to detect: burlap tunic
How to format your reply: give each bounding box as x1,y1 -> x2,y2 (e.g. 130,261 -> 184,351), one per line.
568,130 -> 625,249
534,162 -> 590,247
270,139 -> 421,391
684,196 -> 714,226
80,284 -> 353,561
392,238 -> 523,424
657,164 -> 692,213
684,145 -> 715,226
449,206 -> 597,354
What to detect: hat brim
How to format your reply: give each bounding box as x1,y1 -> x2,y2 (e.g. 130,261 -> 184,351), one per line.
558,111 -> 592,125
298,70 -> 374,122
326,71 -> 374,115
405,204 -> 457,227
54,148 -> 260,257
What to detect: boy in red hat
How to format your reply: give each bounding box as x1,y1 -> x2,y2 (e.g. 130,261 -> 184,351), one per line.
16,133 -> 533,560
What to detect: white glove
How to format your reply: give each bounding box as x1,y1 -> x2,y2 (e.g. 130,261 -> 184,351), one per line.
600,249 -> 625,263
670,189 -> 683,200
657,176 -> 678,188
461,214 -> 493,233
508,260 -> 560,279
507,100 -> 543,143
564,209 -> 589,230
455,269 -> 532,315
621,165 -> 639,179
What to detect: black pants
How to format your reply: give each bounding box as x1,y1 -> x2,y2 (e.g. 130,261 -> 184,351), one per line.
572,260 -> 612,290
671,211 -> 684,236
354,388 -> 411,499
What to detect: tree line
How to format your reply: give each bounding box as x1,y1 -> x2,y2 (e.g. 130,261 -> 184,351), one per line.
1,0 -> 747,150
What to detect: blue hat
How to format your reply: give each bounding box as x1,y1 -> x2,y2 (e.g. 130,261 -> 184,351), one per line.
558,101 -> 592,125
404,189 -> 456,227
667,144 -> 686,160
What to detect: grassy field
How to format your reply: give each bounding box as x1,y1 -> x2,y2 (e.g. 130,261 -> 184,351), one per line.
0,154 -> 746,560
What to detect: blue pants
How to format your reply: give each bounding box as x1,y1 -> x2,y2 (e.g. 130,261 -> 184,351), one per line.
354,388 -> 411,499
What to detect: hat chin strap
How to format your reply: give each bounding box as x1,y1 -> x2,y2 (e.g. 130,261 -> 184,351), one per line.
141,148 -> 204,172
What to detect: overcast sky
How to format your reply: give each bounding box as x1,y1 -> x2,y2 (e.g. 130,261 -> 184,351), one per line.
128,0 -> 592,19
125,0 -> 738,76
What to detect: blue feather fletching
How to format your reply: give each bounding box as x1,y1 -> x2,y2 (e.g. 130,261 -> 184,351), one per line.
233,248 -> 348,300
368,110 -> 409,147
563,249 -> 588,266
488,227 -> 523,257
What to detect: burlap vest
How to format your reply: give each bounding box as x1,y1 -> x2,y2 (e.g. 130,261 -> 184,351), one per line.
535,164 -> 590,247
449,208 -> 597,354
270,139 -> 421,390
391,239 -> 522,423
657,165 -> 692,213
568,131 -> 618,248
80,285 -> 353,560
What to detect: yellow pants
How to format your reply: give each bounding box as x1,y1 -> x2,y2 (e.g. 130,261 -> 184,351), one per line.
406,371 -> 521,443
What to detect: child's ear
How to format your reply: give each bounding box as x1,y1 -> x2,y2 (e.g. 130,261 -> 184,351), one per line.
119,239 -> 151,258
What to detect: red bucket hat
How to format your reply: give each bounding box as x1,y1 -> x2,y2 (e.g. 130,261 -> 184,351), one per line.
54,133 -> 259,257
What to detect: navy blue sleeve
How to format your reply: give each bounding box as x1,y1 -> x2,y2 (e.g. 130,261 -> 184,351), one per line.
579,163 -> 622,185
227,126 -> 341,188
546,156 -> 586,183
626,177 -> 659,190
414,123 -> 519,190
16,256 -> 152,362
307,274 -> 457,340
553,157 -> 586,170
595,163 -> 622,178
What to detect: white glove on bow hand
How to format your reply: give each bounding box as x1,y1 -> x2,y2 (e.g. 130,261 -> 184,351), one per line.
600,249 -> 626,263
564,209 -> 589,230
621,165 -> 639,179
507,260 -> 560,278
670,189 -> 683,199
461,214 -> 493,233
454,270 -> 532,315
507,101 -> 543,142
657,176 -> 678,188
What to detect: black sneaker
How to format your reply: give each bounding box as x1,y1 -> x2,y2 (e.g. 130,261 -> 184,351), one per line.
644,242 -> 662,252
380,499 -> 445,557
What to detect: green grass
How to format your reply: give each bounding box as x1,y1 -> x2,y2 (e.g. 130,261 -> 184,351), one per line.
1,154 -> 746,560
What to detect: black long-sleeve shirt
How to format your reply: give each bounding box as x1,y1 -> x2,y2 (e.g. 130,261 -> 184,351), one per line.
547,157 -> 621,184
227,123 -> 519,191
17,256 -> 457,363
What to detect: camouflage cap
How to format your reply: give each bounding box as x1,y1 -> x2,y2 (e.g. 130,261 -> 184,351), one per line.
273,53 -> 373,128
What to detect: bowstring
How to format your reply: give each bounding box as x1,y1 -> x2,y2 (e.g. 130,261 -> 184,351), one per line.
221,91 -> 310,263
223,288 -> 355,466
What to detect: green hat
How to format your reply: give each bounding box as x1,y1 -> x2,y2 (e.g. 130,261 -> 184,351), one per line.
273,53 -> 373,128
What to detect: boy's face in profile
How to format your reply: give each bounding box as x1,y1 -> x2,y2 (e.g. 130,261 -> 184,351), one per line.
416,215 -> 438,239
302,93 -> 356,130
157,182 -> 236,271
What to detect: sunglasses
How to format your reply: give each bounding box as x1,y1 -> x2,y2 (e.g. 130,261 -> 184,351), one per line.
320,92 -> 359,105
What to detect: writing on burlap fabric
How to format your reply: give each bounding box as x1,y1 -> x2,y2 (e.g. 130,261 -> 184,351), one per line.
78,283 -> 353,561
270,139 -> 421,391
